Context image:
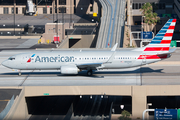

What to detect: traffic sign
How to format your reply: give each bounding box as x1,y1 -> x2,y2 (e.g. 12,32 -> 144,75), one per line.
178,109 -> 180,120
171,40 -> 177,47
141,32 -> 153,39
154,109 -> 177,120
44,93 -> 49,95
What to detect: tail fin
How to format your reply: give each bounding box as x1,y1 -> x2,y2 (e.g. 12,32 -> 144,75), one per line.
144,19 -> 176,51
134,19 -> 176,51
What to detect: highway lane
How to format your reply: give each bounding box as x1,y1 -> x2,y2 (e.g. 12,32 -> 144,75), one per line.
0,49 -> 179,86
96,0 -> 109,48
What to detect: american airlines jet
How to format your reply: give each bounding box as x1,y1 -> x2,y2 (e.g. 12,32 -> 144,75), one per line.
1,19 -> 177,76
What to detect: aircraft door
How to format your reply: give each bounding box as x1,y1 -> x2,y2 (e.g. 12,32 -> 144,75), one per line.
21,55 -> 30,64
142,53 -> 146,64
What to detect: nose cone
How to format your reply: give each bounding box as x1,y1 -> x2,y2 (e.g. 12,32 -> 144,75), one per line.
1,60 -> 9,67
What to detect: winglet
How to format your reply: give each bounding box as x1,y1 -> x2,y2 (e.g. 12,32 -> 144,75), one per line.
111,43 -> 118,51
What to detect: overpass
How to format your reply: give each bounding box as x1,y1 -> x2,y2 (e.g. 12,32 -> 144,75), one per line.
3,85 -> 180,120
96,0 -> 126,48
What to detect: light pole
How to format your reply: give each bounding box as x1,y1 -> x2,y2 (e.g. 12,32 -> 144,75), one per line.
141,16 -> 145,47
14,0 -> 15,36
62,7 -> 64,40
53,0 -> 54,22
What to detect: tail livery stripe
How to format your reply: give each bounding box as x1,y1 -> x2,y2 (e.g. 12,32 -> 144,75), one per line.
144,47 -> 169,51
168,26 -> 175,29
138,54 -> 168,59
160,40 -> 171,44
164,33 -> 173,37
144,19 -> 176,52
147,44 -> 170,47
151,40 -> 171,44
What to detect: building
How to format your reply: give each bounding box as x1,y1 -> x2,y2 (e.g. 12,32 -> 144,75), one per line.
0,0 -> 99,15
127,0 -> 180,47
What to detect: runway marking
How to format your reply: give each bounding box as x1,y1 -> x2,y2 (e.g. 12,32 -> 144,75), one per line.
41,15 -> 52,20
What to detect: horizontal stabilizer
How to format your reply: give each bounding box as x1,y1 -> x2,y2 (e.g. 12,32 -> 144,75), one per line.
156,48 -> 176,55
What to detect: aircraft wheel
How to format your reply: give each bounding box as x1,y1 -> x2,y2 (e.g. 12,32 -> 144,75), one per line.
87,70 -> 93,76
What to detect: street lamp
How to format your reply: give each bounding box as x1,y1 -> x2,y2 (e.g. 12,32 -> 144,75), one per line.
14,0 -> 15,36
146,103 -> 152,119
120,105 -> 124,109
141,16 -> 145,40
141,16 -> 145,47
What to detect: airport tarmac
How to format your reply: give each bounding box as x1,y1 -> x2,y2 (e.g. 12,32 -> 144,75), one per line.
0,48 -> 179,86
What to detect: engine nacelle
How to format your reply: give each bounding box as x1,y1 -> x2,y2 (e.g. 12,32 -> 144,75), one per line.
61,65 -> 79,74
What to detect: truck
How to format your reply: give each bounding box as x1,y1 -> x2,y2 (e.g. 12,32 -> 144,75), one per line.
26,0 -> 36,15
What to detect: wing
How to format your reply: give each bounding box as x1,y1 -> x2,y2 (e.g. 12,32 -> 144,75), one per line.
77,62 -> 103,70
76,43 -> 118,70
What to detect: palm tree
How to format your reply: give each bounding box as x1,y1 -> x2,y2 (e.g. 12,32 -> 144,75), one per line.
140,3 -> 160,34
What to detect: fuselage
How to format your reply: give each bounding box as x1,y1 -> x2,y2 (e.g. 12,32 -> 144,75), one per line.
1,19 -> 176,75
1,49 -> 169,70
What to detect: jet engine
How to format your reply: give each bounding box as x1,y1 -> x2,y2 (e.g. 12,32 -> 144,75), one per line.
60,65 -> 79,74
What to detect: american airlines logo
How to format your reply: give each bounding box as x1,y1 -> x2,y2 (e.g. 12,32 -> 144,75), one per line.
35,55 -> 75,62
27,54 -> 35,63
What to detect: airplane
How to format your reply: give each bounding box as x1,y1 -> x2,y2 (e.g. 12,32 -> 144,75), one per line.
1,19 -> 177,76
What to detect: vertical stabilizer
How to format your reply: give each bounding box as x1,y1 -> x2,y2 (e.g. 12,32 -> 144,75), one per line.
133,19 -> 176,52
144,19 -> 176,51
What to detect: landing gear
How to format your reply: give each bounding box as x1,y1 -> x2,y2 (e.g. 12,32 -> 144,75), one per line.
87,70 -> 93,76
18,70 -> 21,76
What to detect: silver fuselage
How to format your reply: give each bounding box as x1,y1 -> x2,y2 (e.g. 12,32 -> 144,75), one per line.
2,50 -> 167,70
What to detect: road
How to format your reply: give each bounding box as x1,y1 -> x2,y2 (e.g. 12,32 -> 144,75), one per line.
0,48 -> 179,86
96,0 -> 126,48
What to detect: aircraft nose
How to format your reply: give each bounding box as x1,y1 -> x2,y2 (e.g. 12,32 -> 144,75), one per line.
1,60 -> 9,67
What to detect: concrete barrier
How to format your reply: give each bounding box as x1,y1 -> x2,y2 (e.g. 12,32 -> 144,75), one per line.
4,87 -> 30,120
0,96 -> 14,120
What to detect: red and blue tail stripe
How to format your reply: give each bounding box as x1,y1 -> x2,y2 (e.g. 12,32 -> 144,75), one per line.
144,19 -> 176,52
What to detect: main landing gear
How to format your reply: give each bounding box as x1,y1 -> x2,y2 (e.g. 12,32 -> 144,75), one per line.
87,70 -> 93,76
18,70 -> 21,76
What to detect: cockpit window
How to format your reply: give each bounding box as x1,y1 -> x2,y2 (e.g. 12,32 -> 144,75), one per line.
8,57 -> 15,60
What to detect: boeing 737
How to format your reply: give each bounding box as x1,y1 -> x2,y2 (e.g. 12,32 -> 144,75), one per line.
1,19 -> 177,76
